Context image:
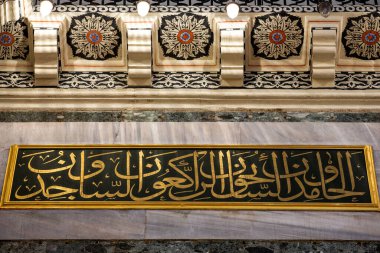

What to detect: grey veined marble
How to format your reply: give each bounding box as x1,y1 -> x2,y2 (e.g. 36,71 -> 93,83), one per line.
1,111 -> 380,122
0,240 -> 379,253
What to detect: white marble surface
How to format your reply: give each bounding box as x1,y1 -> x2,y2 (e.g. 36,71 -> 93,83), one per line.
0,122 -> 380,240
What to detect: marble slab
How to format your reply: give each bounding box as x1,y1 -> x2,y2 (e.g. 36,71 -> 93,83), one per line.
144,210 -> 380,240
2,112 -> 380,122
1,240 -> 379,253
0,122 -> 380,240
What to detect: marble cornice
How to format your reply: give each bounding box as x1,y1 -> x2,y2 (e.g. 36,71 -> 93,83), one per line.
0,88 -> 380,112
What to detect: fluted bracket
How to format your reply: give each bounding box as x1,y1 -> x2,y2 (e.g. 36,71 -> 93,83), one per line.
31,22 -> 60,87
218,20 -> 248,87
311,28 -> 337,88
126,19 -> 156,87
0,0 -> 32,25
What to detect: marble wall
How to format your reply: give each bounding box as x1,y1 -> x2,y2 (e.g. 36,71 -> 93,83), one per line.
0,121 -> 380,240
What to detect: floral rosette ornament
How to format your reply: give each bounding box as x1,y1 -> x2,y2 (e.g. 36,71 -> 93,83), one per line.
251,12 -> 304,60
67,13 -> 121,60
0,19 -> 29,60
342,12 -> 380,60
158,13 -> 213,60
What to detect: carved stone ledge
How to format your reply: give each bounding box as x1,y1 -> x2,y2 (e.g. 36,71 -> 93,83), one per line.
0,88 -> 380,112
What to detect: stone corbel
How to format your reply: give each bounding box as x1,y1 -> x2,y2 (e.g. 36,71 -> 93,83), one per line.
126,19 -> 156,87
0,0 -> 32,25
311,28 -> 337,88
218,20 -> 248,87
1,0 -> 21,25
31,22 -> 60,86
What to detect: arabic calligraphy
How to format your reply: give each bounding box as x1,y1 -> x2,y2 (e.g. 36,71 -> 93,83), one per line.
2,145 -> 376,209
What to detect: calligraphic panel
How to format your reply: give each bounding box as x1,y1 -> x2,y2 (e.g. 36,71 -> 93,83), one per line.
1,145 -> 379,210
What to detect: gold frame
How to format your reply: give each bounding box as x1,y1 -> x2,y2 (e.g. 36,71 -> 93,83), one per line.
1,144 -> 379,211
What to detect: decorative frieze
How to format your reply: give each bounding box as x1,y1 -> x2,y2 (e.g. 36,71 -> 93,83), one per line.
32,5 -> 380,14
152,72 -> 219,88
0,71 -> 33,87
33,0 -> 380,7
1,4 -> 380,89
244,72 -> 311,89
59,72 -> 128,89
335,72 -> 380,89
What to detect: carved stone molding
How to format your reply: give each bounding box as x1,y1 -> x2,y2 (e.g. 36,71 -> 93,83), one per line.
1,88 -> 380,111
311,28 -> 337,88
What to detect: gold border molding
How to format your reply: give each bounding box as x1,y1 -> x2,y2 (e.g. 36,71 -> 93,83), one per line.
1,88 -> 380,112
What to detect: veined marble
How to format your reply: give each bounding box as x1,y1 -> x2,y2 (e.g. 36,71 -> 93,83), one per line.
1,112 -> 380,122
0,240 -> 379,253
